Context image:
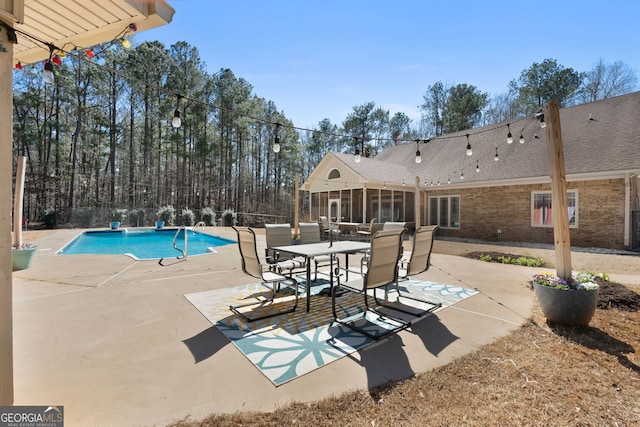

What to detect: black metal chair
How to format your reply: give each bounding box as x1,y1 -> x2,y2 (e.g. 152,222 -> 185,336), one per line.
331,228 -> 411,340
231,226 -> 299,322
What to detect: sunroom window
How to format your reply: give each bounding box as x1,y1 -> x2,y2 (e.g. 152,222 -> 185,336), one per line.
429,195 -> 460,228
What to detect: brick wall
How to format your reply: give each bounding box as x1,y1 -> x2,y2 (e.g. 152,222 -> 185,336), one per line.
425,178 -> 627,249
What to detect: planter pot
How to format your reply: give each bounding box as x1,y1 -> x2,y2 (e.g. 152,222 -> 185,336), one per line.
12,247 -> 37,271
155,221 -> 165,229
534,282 -> 599,327
110,221 -> 121,230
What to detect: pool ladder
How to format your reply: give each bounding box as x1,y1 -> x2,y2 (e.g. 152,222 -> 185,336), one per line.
159,226 -> 188,266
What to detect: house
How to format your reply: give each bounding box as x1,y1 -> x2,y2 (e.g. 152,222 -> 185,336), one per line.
303,91 -> 640,250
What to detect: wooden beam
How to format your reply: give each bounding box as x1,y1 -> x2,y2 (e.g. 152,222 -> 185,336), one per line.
0,32 -> 14,406
544,101 -> 572,280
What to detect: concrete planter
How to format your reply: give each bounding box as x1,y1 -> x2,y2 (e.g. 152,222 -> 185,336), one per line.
12,247 -> 37,271
534,282 -> 599,327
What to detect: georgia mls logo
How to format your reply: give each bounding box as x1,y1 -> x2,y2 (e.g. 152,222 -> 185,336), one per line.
0,405 -> 64,427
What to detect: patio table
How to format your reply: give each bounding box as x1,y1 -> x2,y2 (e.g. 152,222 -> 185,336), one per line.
271,240 -> 370,312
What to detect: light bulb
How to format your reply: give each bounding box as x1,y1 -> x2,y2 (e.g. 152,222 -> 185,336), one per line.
415,150 -> 422,164
355,153 -> 361,163
476,161 -> 480,172
519,134 -> 525,144
42,61 -> 55,84
172,109 -> 181,128
52,56 -> 62,66
507,131 -> 513,144
273,142 -> 281,153
122,39 -> 131,49
494,148 -> 499,161
466,144 -> 472,156
540,117 -> 546,128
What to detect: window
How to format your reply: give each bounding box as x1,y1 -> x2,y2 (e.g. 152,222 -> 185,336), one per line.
328,168 -> 341,179
429,195 -> 460,228
532,190 -> 578,227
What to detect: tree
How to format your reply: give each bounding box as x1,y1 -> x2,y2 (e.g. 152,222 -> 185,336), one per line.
579,59 -> 638,103
443,83 -> 488,133
513,58 -> 583,114
419,81 -> 447,137
389,112 -> 413,143
342,101 -> 388,157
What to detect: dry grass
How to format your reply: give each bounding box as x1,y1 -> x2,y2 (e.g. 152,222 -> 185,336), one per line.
168,293 -> 640,426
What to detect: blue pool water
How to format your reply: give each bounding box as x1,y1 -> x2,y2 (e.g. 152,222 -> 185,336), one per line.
58,228 -> 235,260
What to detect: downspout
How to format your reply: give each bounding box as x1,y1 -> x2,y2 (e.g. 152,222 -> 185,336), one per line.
624,174 -> 630,248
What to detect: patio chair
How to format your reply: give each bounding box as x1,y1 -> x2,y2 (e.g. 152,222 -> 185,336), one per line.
318,216 -> 330,239
264,223 -> 305,276
331,228 -> 411,340
360,222 -> 407,275
356,218 -> 376,241
398,225 -> 439,279
299,222 -> 335,281
231,226 -> 299,322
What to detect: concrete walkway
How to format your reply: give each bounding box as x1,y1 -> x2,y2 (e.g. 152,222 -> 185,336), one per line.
12,227 -> 539,426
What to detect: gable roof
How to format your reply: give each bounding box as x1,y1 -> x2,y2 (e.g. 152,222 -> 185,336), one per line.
304,91 -> 640,192
375,91 -> 640,187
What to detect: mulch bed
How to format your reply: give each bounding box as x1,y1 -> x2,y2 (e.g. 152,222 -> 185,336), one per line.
466,251 -> 640,312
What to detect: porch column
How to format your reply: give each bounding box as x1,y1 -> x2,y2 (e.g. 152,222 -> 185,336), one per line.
414,176 -> 421,228
362,187 -> 367,222
0,28 -> 15,405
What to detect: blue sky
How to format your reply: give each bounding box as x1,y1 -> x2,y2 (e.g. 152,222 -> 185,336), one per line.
138,0 -> 640,129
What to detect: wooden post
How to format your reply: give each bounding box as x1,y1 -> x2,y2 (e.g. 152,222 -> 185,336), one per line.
544,101 -> 572,280
0,31 -> 14,406
13,156 -> 26,247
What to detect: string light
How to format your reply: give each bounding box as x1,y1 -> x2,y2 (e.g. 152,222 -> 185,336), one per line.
519,130 -> 525,144
506,123 -> 513,144
354,137 -> 361,163
42,44 -> 56,84
172,95 -> 183,128
273,123 -> 281,153
465,134 -> 472,156
415,140 -> 422,164
460,169 -> 464,180
476,160 -> 480,172
494,147 -> 499,161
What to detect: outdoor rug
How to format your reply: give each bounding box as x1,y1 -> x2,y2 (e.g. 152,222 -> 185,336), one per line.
184,277 -> 479,386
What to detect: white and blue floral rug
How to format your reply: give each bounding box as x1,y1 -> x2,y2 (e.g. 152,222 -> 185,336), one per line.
184,278 -> 478,386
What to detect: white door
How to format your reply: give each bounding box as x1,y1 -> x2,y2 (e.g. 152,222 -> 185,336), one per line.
329,198 -> 340,223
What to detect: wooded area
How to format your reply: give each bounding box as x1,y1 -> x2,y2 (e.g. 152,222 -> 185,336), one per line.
11,38 -> 637,229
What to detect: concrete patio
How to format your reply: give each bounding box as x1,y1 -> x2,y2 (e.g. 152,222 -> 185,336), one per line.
12,227 -> 540,426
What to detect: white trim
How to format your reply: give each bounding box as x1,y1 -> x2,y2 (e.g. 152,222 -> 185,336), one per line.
624,175 -> 631,247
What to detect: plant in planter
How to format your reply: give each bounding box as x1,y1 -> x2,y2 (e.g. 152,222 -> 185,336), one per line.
12,243 -> 37,271
110,208 -> 127,229
156,205 -> 175,228
532,271 -> 600,327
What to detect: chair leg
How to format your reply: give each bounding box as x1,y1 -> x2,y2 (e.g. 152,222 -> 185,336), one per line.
372,283 -> 442,317
331,284 -> 411,341
230,278 -> 299,322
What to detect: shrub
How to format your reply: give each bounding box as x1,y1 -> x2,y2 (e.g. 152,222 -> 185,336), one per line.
181,208 -> 195,226
222,208 -> 236,226
129,209 -> 146,227
110,208 -> 127,223
156,205 -> 176,225
200,207 -> 215,226
72,207 -> 96,228
42,208 -> 57,229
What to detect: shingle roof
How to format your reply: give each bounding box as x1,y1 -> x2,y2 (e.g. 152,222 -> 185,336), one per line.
373,91 -> 640,185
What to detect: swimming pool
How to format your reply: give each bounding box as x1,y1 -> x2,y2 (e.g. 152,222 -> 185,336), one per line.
57,228 -> 236,260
